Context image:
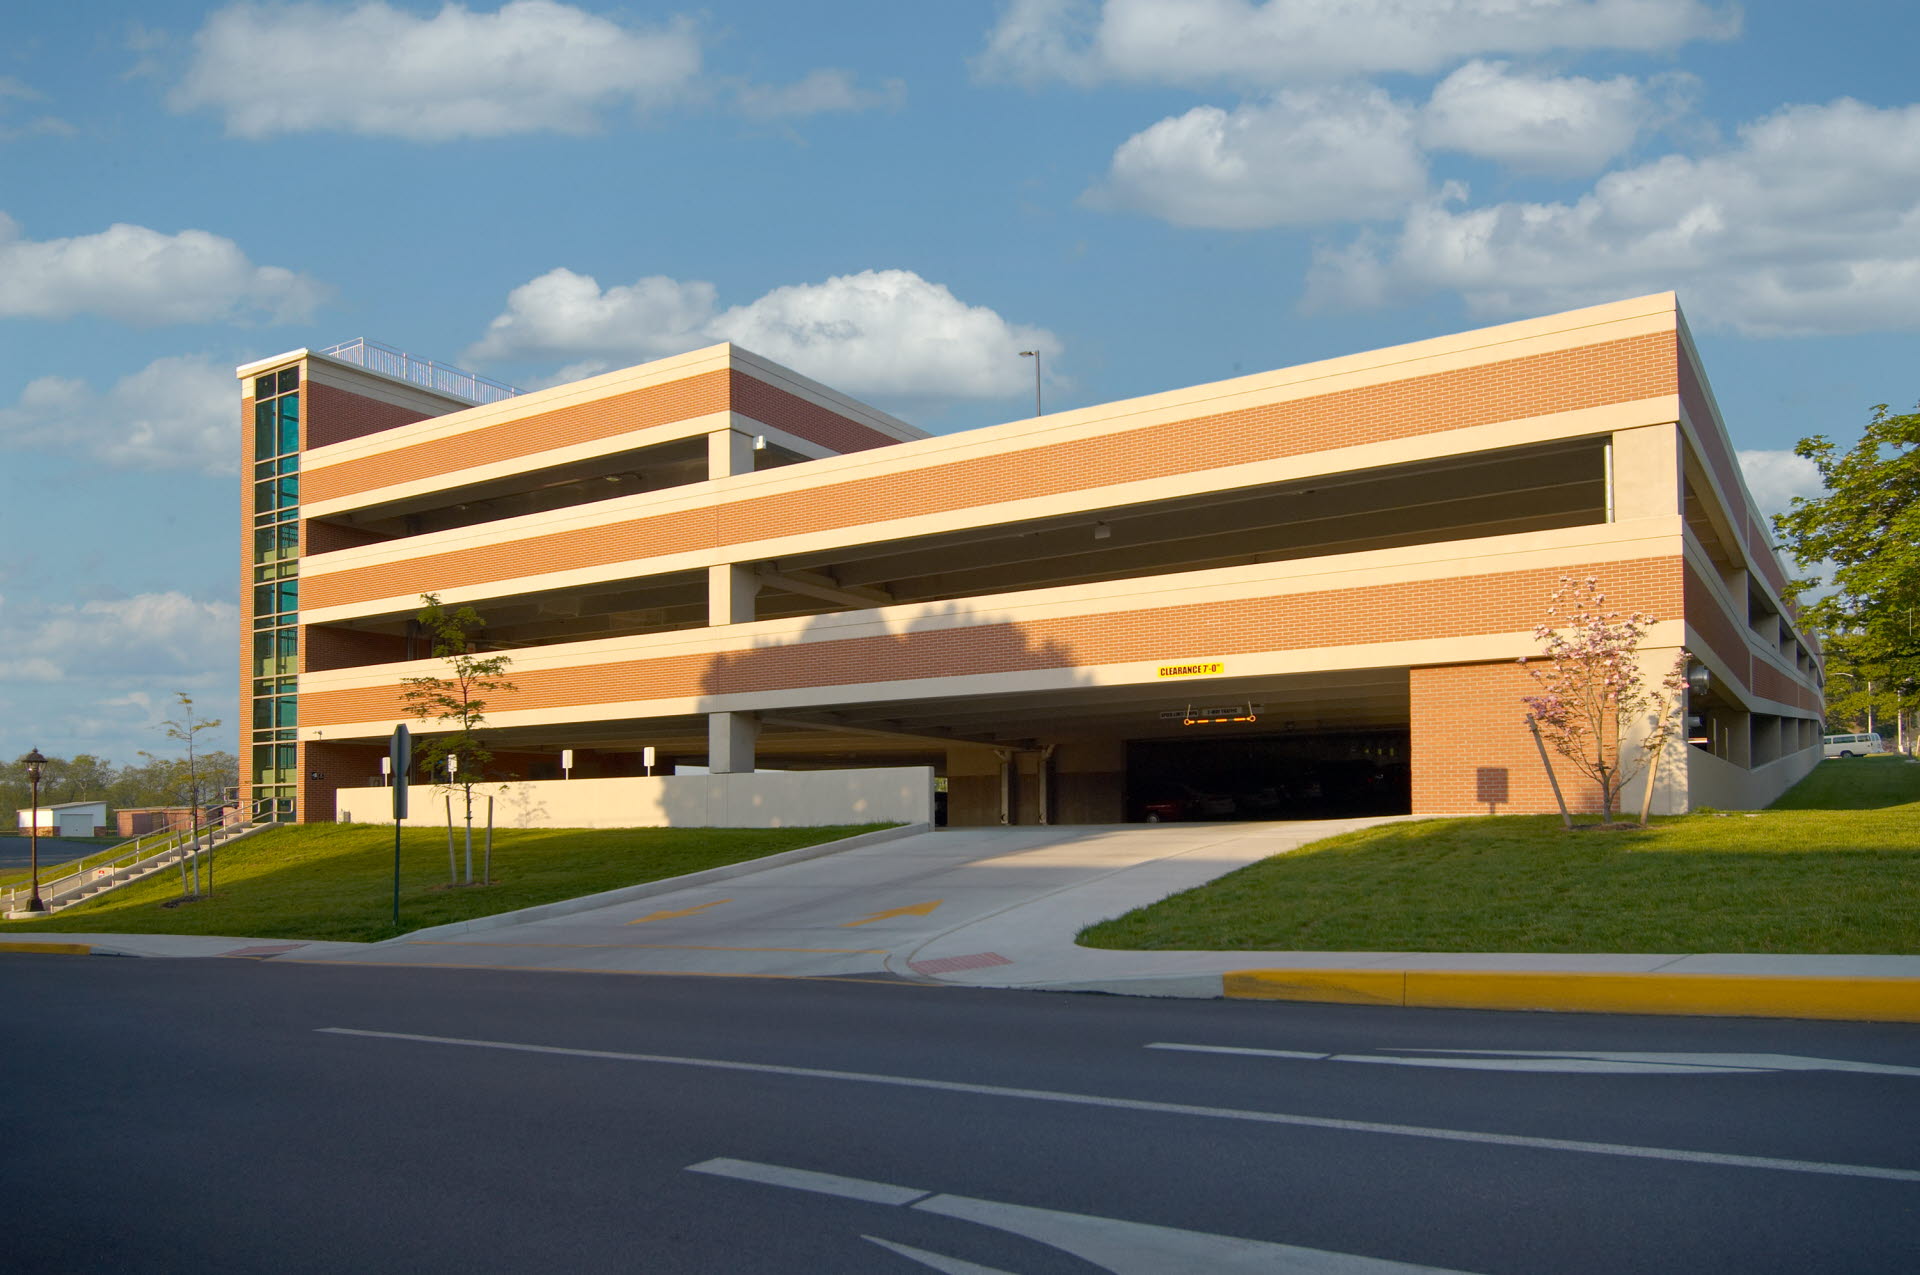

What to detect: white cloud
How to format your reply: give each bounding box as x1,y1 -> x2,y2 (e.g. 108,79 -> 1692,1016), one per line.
0,593 -> 237,763
0,75 -> 75,139
735,69 -> 906,119
0,213 -> 322,325
1309,99 -> 1920,336
469,267 -> 1062,402
0,592 -> 238,686
1421,60 -> 1686,176
1738,449 -> 1826,518
171,0 -> 702,140
1084,88 -> 1425,229
0,355 -> 236,475
468,271 -> 718,363
977,0 -> 1736,89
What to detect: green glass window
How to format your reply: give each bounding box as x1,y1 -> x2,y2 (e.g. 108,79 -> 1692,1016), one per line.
253,474 -> 298,514
277,393 -> 299,455
254,398 -> 276,455
253,578 -> 297,618
252,696 -> 297,731
251,629 -> 298,675
254,523 -> 299,563
252,743 -> 296,786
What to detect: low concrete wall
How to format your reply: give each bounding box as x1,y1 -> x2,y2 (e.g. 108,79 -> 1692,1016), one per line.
1684,742 -> 1822,811
335,767 -> 935,829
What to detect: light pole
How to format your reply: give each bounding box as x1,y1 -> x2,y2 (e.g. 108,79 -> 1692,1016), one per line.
1018,349 -> 1042,417
21,747 -> 47,912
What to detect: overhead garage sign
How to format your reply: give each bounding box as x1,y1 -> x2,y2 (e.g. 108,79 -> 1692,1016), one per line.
1156,660 -> 1224,679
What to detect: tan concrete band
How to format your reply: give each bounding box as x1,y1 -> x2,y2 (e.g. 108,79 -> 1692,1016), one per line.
299,331 -> 1679,614
0,941 -> 95,956
1222,968 -> 1920,1022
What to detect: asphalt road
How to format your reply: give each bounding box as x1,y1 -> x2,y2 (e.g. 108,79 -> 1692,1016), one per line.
3,956 -> 1917,1273
0,835 -> 97,871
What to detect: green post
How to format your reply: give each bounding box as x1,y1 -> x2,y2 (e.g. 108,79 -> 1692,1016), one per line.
390,724 -> 411,929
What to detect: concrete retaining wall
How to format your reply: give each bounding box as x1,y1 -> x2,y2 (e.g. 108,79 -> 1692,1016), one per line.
1683,742 -> 1821,811
336,766 -> 935,829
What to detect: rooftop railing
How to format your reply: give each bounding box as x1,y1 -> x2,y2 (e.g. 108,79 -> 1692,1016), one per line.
318,338 -> 525,405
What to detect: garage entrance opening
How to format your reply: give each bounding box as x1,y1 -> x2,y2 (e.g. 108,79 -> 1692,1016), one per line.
1126,730 -> 1410,821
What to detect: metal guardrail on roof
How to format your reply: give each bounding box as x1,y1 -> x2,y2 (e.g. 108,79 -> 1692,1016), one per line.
319,338 -> 525,405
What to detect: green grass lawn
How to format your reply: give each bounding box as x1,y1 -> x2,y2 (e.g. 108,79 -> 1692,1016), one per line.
1079,756 -> 1920,955
7,823 -> 890,943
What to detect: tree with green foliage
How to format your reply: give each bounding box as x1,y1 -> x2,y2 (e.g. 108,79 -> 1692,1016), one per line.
2,751 -> 240,830
1774,402 -> 1920,752
0,753 -> 115,824
400,593 -> 516,885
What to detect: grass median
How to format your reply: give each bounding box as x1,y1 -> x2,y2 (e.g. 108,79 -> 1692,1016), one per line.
7,823 -> 891,943
1079,756 -> 1920,955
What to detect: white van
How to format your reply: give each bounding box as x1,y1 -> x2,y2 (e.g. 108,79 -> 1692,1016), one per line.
1823,732 -> 1886,758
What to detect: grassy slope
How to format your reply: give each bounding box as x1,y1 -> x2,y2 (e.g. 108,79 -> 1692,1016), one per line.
10,823 -> 888,943
1079,757 -> 1920,955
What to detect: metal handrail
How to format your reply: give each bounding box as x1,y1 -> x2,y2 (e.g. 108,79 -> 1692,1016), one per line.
3,799 -> 279,913
318,339 -> 524,405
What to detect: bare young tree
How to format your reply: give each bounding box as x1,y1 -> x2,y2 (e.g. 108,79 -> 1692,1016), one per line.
161,693 -> 222,898
400,594 -> 515,885
1520,577 -> 1690,827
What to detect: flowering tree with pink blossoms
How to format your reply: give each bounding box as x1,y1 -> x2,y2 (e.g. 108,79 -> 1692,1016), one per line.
1520,576 -> 1690,826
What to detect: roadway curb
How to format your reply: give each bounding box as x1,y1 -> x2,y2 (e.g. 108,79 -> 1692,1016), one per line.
0,941 -> 96,956
1219,968 -> 1920,1022
385,823 -> 933,944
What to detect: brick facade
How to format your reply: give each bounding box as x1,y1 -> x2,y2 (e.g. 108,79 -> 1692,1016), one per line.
1411,662 -> 1613,815
303,331 -> 1680,614
299,557 -> 1685,729
304,381 -> 436,450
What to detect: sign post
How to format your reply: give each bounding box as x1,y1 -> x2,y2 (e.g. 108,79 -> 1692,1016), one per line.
389,724 -> 411,929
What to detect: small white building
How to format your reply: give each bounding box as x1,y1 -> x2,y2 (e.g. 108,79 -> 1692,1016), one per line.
17,800 -> 108,838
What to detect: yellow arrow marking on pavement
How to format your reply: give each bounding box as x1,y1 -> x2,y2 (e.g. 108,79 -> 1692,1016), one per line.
843,900 -> 943,927
627,899 -> 732,925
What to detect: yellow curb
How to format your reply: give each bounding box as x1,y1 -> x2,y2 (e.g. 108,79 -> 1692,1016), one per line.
0,941 -> 95,956
1222,969 -> 1405,1006
1223,968 -> 1920,1023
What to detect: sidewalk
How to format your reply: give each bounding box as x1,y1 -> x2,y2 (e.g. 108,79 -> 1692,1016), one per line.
5,819 -> 1919,1022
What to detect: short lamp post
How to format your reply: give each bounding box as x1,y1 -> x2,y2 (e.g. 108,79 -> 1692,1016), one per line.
21,747 -> 47,912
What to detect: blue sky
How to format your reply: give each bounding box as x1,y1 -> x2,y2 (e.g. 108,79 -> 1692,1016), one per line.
2,0 -> 1915,765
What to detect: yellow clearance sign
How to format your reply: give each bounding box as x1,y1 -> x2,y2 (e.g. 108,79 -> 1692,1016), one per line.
1156,660 -> 1224,678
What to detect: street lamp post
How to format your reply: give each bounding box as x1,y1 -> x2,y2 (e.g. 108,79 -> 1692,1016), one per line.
1018,349 -> 1042,418
21,747 -> 47,912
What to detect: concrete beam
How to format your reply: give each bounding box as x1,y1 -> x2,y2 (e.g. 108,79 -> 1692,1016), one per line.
760,713 -> 1026,750
756,567 -> 893,609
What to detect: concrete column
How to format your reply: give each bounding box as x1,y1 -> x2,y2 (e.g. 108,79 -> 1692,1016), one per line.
995,748 -> 1015,826
708,563 -> 760,626
709,427 -> 756,480
709,712 -> 758,774
1609,423 -> 1681,521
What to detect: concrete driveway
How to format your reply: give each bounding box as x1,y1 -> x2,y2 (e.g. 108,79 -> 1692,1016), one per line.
304,820 -> 1396,982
